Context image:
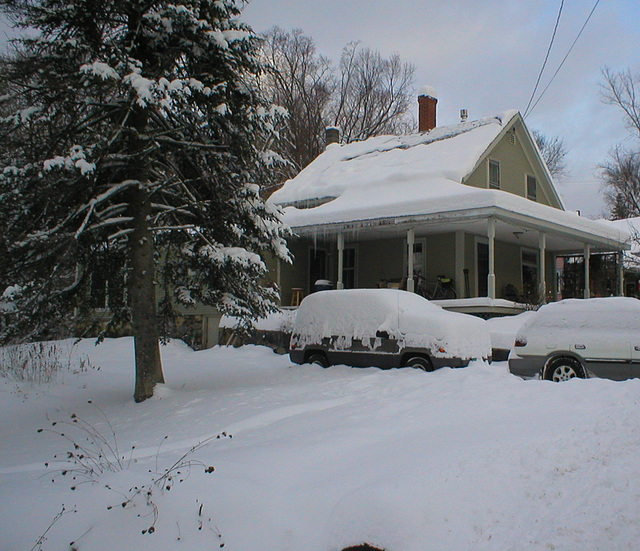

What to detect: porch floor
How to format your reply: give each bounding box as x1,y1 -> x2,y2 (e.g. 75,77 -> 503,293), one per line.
431,297 -> 528,318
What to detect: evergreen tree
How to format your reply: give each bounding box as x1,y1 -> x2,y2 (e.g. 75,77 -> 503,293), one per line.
0,0 -> 290,402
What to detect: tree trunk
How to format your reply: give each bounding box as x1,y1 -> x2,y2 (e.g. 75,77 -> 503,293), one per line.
129,184 -> 164,402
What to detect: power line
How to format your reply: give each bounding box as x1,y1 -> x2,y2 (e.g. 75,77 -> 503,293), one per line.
523,0 -> 564,119
525,0 -> 602,119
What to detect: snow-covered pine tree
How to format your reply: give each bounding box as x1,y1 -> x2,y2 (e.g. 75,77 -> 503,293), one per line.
0,0 -> 291,402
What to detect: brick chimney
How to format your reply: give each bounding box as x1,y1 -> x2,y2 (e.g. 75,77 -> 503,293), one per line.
418,86 -> 438,132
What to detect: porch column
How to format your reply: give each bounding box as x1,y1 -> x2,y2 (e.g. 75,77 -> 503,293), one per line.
538,232 -> 547,303
487,217 -> 496,299
455,231 -> 465,298
583,243 -> 591,298
407,229 -> 415,293
337,233 -> 345,290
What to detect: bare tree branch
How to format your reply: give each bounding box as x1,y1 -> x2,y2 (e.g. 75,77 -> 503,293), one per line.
532,129 -> 569,180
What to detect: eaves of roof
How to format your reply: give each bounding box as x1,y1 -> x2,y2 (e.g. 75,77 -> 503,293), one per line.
286,201 -> 630,251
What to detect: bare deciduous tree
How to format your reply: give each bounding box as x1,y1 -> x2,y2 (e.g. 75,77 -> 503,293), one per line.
601,67 -> 640,140
259,28 -> 333,182
259,30 -> 415,187
331,42 -> 414,143
600,67 -> 640,219
600,147 -> 640,219
532,130 -> 569,181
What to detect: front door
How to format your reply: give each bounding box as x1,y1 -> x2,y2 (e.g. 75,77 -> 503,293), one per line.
309,248 -> 327,293
477,242 -> 488,297
342,247 -> 356,289
522,250 -> 539,303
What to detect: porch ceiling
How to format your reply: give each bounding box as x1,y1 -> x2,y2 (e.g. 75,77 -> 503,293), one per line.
290,206 -> 629,254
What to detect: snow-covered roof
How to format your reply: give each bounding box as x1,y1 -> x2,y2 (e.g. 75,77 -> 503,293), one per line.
269,110 -> 628,248
600,217 -> 640,256
271,110 -> 518,208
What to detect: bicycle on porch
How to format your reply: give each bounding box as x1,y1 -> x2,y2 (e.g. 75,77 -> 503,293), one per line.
415,274 -> 457,300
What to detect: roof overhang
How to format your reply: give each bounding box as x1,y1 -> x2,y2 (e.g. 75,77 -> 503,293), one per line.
286,205 -> 630,254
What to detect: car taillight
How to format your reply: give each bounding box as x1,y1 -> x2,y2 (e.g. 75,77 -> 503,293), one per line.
514,337 -> 527,347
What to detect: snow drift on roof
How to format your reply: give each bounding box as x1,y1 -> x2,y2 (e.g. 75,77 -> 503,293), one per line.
268,110 -> 629,245
270,110 -> 518,206
600,217 -> 640,256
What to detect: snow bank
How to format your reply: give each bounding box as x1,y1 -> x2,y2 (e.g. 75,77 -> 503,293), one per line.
2,338 -> 640,551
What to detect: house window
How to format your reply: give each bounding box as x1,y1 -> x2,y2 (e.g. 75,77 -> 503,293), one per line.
403,238 -> 427,281
90,272 -> 108,309
89,272 -> 126,310
342,247 -> 357,289
412,240 -> 426,278
489,160 -> 500,189
527,174 -> 537,201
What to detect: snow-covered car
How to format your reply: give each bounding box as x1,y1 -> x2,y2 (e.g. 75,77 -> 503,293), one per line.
508,297 -> 640,381
289,288 -> 491,370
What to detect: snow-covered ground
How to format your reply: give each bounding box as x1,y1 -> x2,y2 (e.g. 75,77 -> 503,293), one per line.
2,338 -> 640,551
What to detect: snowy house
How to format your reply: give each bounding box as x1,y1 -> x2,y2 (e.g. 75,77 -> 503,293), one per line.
268,93 -> 630,315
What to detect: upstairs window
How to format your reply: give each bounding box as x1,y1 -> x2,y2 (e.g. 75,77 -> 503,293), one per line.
527,174 -> 537,201
489,160 -> 500,189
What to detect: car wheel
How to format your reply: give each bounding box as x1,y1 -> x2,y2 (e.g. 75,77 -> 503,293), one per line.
544,356 -> 586,382
403,356 -> 434,372
307,353 -> 329,368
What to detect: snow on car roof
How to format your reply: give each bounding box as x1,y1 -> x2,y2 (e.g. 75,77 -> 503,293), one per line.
517,297 -> 640,338
293,289 -> 491,360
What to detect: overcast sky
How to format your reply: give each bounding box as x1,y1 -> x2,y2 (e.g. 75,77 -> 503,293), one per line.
2,1 -> 638,217
243,0 -> 640,218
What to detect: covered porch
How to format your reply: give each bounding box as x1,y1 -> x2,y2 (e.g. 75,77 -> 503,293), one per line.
276,205 -> 629,317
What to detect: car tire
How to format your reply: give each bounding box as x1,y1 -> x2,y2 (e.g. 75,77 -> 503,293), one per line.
307,353 -> 329,368
403,355 -> 434,372
543,356 -> 586,382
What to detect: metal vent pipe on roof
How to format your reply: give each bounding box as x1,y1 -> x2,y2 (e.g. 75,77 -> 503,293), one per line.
325,127 -> 340,148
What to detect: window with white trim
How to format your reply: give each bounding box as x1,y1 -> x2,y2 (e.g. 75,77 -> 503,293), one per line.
403,238 -> 427,279
489,160 -> 500,189
527,174 -> 537,201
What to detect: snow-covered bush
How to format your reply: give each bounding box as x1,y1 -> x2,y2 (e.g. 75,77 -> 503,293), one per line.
0,341 -> 94,384
38,405 -> 231,545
